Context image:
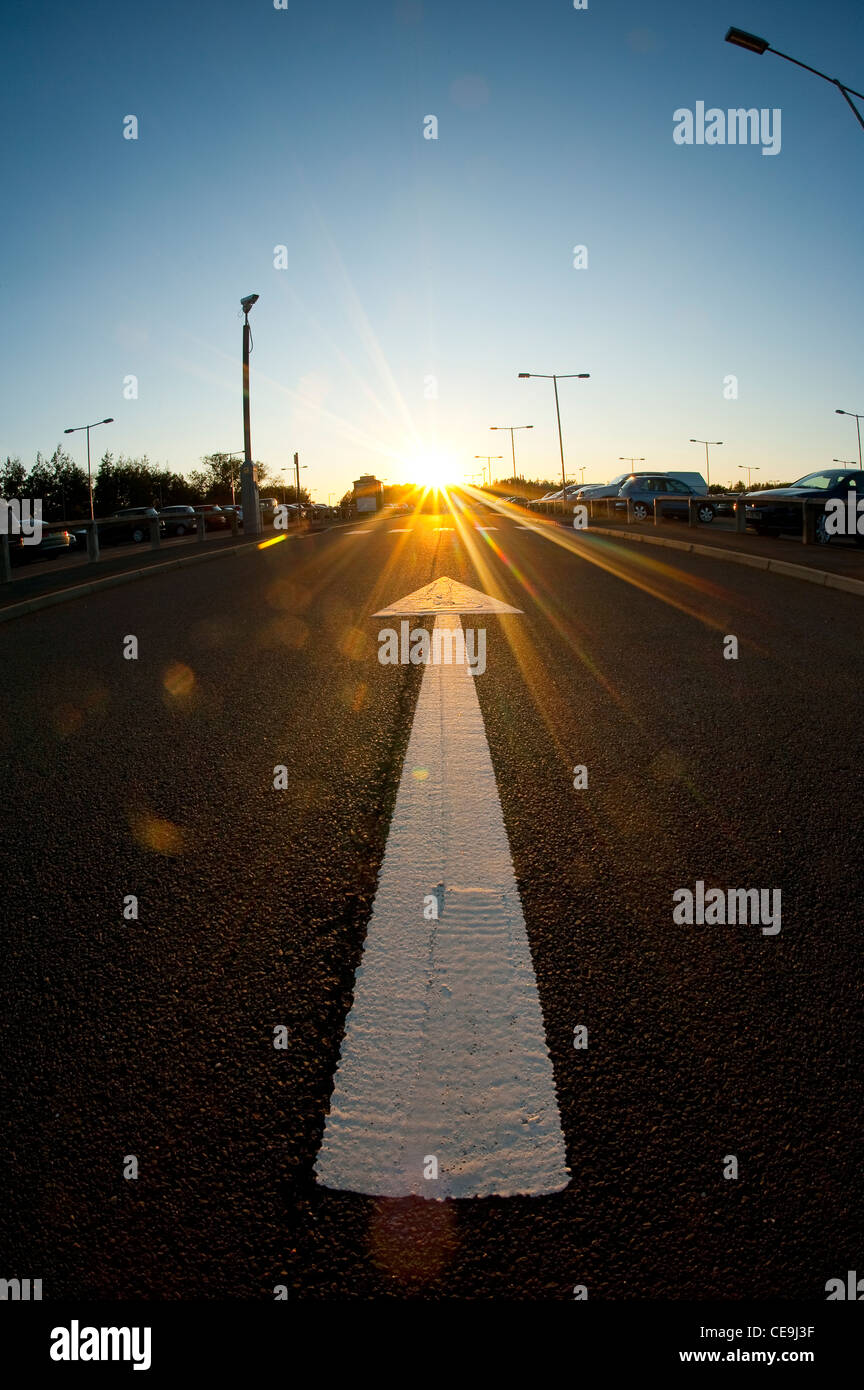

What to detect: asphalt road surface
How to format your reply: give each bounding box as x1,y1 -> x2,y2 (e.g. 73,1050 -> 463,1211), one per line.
2,495 -> 862,1300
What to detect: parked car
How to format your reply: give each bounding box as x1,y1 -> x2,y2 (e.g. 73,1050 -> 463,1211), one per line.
740,468 -> 864,544
99,507 -> 165,544
159,504 -> 197,536
614,475 -> 715,523
539,483 -> 603,505
7,525 -> 73,565
193,504 -> 229,530
220,506 -> 241,529
575,472 -> 652,502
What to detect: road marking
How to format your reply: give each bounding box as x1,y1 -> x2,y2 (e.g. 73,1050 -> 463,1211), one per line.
432,526 -> 455,531
475,526 -> 498,531
387,528 -> 413,533
346,530 -> 372,535
315,601 -> 566,1199
374,575 -> 522,617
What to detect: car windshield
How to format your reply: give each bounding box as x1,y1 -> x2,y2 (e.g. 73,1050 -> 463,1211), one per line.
790,472 -> 841,490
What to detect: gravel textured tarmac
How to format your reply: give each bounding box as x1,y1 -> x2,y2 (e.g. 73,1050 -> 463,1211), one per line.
1,503 -> 861,1299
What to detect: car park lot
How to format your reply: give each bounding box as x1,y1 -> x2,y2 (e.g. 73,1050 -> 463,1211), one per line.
528,467 -> 864,553
0,502 -> 348,607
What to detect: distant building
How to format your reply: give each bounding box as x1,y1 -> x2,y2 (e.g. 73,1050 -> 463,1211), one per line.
353,474 -> 383,513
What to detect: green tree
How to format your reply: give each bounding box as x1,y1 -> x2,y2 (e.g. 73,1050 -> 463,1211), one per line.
1,455 -> 27,498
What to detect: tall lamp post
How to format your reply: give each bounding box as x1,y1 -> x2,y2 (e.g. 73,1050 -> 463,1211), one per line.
725,27 -> 864,132
518,372 -> 590,495
690,438 -> 723,488
835,409 -> 863,469
738,464 -> 760,489
239,294 -> 262,536
63,417 -> 113,520
619,455 -> 645,471
833,458 -> 857,468
214,451 -> 245,504
474,455 -> 502,488
490,424 -> 533,483
294,452 -> 307,521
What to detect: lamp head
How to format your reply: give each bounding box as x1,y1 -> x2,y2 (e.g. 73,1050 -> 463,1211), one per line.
240,294 -> 259,315
725,27 -> 769,55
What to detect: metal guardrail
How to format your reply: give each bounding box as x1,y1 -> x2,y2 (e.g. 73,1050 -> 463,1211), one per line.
0,508 -> 245,584
527,493 -> 838,547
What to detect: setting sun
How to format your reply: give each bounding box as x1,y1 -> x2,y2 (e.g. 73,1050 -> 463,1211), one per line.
407,450 -> 458,490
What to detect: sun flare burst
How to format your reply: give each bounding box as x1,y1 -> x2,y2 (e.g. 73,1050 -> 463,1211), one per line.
407,450 -> 457,490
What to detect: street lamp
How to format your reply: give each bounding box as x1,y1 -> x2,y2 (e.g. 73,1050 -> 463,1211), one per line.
835,409 -> 863,469
213,451 -> 245,504
725,27 -> 864,132
518,372 -> 590,494
293,451 -> 308,521
490,424 -> 533,483
833,458 -> 857,467
63,417 -> 114,520
738,464 -> 760,489
239,293 -> 261,536
690,438 -> 723,488
619,456 -> 645,470
474,455 -> 502,488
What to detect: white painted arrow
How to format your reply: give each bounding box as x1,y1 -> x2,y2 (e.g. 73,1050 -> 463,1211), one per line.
373,575 -> 522,618
315,581 -> 567,1199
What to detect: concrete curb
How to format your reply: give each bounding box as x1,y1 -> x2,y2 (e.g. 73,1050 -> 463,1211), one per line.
579,525 -> 864,598
0,538 -> 261,625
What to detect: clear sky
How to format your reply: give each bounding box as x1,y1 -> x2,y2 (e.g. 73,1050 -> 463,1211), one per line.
2,0 -> 863,497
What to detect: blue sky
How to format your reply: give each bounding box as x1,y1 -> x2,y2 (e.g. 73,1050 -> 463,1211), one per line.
2,0 -> 863,497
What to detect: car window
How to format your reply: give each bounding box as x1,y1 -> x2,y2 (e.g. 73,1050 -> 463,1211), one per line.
665,479 -> 690,494
791,472 -> 839,490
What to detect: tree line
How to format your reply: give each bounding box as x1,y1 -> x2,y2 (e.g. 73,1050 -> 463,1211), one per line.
0,450 -> 308,519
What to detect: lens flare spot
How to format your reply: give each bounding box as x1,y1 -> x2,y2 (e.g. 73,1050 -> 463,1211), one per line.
52,704 -> 84,735
51,685 -> 109,737
340,680 -> 367,712
340,626 -> 370,661
129,813 -> 186,856
163,662 -> 196,699
411,767 -> 430,780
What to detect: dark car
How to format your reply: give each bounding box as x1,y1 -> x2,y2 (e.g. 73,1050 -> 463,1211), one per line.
739,469 -> 864,545
615,475 -> 715,523
159,504 -> 197,536
98,507 -> 165,545
7,524 -> 73,565
193,504 -> 229,530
